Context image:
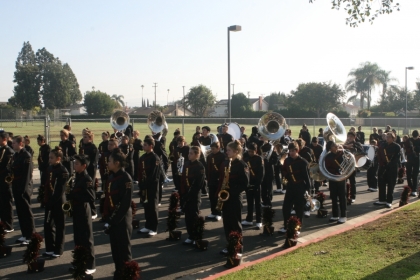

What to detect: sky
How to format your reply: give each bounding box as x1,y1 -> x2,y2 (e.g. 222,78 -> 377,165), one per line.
0,0 -> 419,108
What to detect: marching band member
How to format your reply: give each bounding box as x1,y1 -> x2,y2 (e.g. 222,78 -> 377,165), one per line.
64,124 -> 76,144
392,129 -> 402,146
7,132 -> 13,149
342,131 -> 362,202
367,139 -> 378,192
310,137 -> 323,193
318,128 -> 324,138
273,143 -> 286,194
98,131 -> 110,191
356,126 -> 365,144
297,139 -> 314,163
220,124 -> 234,155
281,129 -> 293,145
132,130 -> 143,183
369,127 -> 381,143
11,135 -> 35,245
152,131 -> 169,173
403,130 -> 420,196
374,132 -> 401,208
137,137 -> 161,236
43,146 -> 68,258
181,146 -> 205,244
241,143 -> 264,228
206,142 -> 224,221
169,130 -> 181,191
218,140 -> 249,255
119,135 -> 134,178
0,131 -> 15,233
240,126 -> 248,142
198,126 -> 213,195
23,135 -> 34,157
80,129 -> 99,218
298,124 -> 311,147
99,139 -> 118,222
324,141 -> 347,224
59,129 -> 76,174
261,143 -> 277,208
279,141 -> 312,234
104,148 -> 133,279
248,126 -> 263,154
68,154 -> 96,275
37,135 -> 51,208
174,136 -> 190,194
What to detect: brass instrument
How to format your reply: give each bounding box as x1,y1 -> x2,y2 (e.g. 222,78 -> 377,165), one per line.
62,173 -> 75,217
147,110 -> 168,134
110,110 -> 130,144
216,159 -> 232,212
304,191 -> 320,212
199,133 -> 219,162
5,157 -> 14,184
257,112 -> 287,141
177,154 -> 185,175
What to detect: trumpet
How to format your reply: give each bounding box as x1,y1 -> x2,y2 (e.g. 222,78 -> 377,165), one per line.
216,159 -> 231,212
62,173 -> 75,217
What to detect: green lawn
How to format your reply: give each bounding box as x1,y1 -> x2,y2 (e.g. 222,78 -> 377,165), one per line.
220,201 -> 420,280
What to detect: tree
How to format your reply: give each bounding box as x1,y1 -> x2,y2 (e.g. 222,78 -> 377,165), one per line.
231,93 -> 252,117
310,0 -> 400,27
378,86 -> 415,114
345,76 -> 366,109
84,90 -> 115,115
111,94 -> 125,108
63,63 -> 82,104
377,69 -> 398,101
182,84 -> 216,117
264,92 -> 288,111
287,82 -> 345,118
9,42 -> 41,109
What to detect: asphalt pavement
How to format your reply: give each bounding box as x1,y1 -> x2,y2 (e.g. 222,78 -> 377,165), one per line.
0,169 -> 417,280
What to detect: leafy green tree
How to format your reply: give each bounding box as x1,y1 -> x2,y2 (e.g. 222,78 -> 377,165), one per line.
264,92 -> 287,110
310,0 -> 400,27
63,63 -> 82,104
231,93 -> 252,117
9,42 -> 41,109
378,86 -> 415,114
111,94 -> 125,108
84,90 -> 115,115
182,84 -> 216,117
287,82 -> 345,118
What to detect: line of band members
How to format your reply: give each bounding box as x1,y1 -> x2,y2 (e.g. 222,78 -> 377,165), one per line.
1,124 -> 419,276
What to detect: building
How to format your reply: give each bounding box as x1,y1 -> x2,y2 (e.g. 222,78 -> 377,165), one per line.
63,104 -> 87,115
208,96 -> 269,117
248,96 -> 269,111
342,104 -> 359,117
162,104 -> 194,116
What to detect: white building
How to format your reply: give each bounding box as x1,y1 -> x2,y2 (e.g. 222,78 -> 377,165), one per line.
208,96 -> 269,117
342,104 -> 359,117
64,104 -> 87,115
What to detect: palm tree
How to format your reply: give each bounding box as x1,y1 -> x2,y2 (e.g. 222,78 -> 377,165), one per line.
111,94 -> 125,108
345,75 -> 366,109
377,69 -> 398,101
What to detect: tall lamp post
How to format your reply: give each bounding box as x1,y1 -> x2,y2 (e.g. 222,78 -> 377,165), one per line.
405,66 -> 414,133
227,25 -> 241,122
167,89 -> 170,106
141,85 -> 144,107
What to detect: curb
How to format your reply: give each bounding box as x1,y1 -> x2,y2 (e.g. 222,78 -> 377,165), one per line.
203,200 -> 418,280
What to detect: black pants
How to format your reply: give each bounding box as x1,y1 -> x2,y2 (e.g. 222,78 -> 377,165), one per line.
347,171 -> 356,199
274,164 -> 282,190
12,189 -> 35,239
109,220 -> 132,273
208,181 -> 220,216
87,166 -> 97,216
245,185 -> 261,223
0,187 -> 13,230
367,163 -> 378,189
314,181 -> 321,193
329,181 -> 347,218
222,199 -> 242,243
378,166 -> 397,203
73,203 -> 95,270
406,160 -> 419,193
282,184 -> 306,228
143,188 -> 159,231
185,201 -> 200,239
261,178 -> 273,206
44,206 -> 65,255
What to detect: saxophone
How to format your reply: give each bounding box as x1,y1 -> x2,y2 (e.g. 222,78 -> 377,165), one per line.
62,173 -> 75,217
216,159 -> 232,212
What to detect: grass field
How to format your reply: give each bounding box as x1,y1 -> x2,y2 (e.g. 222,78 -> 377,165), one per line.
221,201 -> 420,280
1,119 -> 419,167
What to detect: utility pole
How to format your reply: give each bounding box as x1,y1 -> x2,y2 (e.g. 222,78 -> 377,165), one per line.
153,83 -> 158,110
183,86 -> 185,116
167,89 -> 170,106
232,84 -> 235,95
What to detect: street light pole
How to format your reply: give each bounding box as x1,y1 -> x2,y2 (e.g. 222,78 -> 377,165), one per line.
183,86 -> 185,116
227,25 -> 241,122
153,83 -> 158,110
232,84 -> 235,95
141,85 -> 144,107
167,89 -> 170,106
405,66 -> 414,132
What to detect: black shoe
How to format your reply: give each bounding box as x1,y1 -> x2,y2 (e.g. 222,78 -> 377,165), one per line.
42,252 -> 53,257
219,248 -> 228,256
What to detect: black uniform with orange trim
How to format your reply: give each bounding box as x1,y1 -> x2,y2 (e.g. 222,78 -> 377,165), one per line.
404,137 -> 420,193
119,143 -> 134,178
104,169 -> 133,277
0,144 -> 14,231
377,142 -> 401,203
181,160 -> 205,240
68,170 -> 95,270
173,146 -> 190,192
80,142 -> 99,216
206,151 -> 225,216
138,151 -> 161,232
98,141 -> 109,191
281,156 -> 312,228
59,139 -> 77,174
325,151 -> 346,218
244,154 -> 264,223
220,133 -> 234,153
217,158 -> 249,243
133,139 -> 143,181
11,148 -> 35,240
44,163 -> 68,255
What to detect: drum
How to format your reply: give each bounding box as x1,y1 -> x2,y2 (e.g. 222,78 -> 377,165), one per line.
227,123 -> 241,140
363,145 -> 375,161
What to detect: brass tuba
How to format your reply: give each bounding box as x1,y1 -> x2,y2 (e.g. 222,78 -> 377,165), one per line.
147,110 -> 168,135
318,113 -> 356,181
199,133 -> 219,162
257,112 -> 287,141
110,110 -> 130,144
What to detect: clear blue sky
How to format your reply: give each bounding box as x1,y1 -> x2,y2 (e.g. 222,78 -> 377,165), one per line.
0,1 -> 419,108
